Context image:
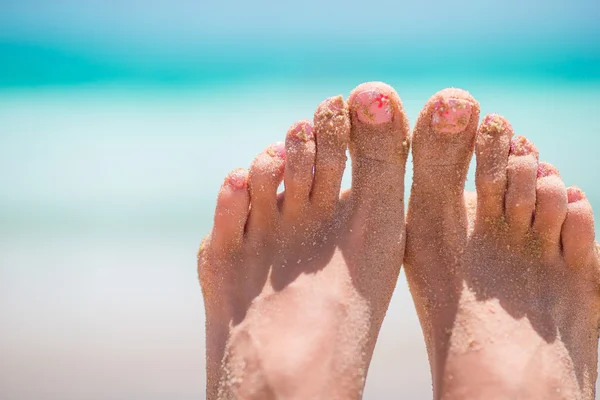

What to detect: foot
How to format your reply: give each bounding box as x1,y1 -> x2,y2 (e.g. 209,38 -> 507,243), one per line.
405,89 -> 600,399
198,82 -> 410,399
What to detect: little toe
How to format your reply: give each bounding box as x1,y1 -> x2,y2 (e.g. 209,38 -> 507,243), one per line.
531,162 -> 567,254
246,142 -> 286,240
282,120 -> 316,220
211,168 -> 251,250
562,187 -> 597,266
474,113 -> 513,224
505,136 -> 539,237
311,95 -> 350,216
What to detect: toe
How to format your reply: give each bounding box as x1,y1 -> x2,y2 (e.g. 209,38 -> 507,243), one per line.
505,136 -> 539,237
246,142 -> 286,240
311,95 -> 350,216
282,120 -> 316,220
347,82 -> 410,198
411,88 -> 480,197
405,88 -> 479,301
348,82 -> 410,162
532,162 -> 567,254
562,187 -> 596,266
475,113 -> 513,223
211,168 -> 251,249
343,82 -> 409,271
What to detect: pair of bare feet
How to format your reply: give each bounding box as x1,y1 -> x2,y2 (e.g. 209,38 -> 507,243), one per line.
198,82 -> 600,399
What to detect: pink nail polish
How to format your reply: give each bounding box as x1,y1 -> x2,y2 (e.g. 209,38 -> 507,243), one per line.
326,95 -> 345,112
483,113 -> 498,125
567,187 -> 585,203
267,142 -> 286,159
510,136 -> 538,157
227,169 -> 248,189
431,97 -> 472,134
481,113 -> 512,135
537,162 -> 559,178
354,90 -> 392,124
291,122 -> 314,142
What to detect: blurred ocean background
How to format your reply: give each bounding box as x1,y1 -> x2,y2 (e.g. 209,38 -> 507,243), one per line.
1,0 -> 599,399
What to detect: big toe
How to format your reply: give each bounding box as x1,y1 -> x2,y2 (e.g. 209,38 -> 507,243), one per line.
411,88 -> 480,197
344,81 -> 409,260
406,88 -> 479,268
347,82 -> 410,201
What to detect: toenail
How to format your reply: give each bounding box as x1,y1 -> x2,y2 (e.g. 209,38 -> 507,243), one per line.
326,95 -> 345,112
537,162 -> 560,178
291,121 -> 314,142
567,186 -> 585,203
431,97 -> 472,134
267,142 -> 286,159
353,90 -> 392,124
481,113 -> 512,135
227,169 -> 248,189
510,136 -> 538,157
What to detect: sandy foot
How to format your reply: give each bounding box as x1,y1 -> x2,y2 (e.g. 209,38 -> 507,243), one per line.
198,82 -> 410,399
405,89 -> 600,399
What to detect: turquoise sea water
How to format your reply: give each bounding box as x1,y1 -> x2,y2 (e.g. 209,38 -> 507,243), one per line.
1,0 -> 600,397
2,80 -> 599,234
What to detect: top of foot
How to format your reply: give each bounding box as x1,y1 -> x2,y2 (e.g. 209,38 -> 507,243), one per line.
198,82 -> 410,399
405,89 -> 600,400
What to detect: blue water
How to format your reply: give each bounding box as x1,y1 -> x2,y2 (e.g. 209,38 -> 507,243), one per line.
1,81 -> 599,232
2,37 -> 600,89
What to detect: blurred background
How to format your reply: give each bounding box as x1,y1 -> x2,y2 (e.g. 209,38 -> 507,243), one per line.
1,0 -> 599,399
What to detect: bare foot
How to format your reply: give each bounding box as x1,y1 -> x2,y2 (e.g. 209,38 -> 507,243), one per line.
405,89 -> 600,399
198,82 -> 410,399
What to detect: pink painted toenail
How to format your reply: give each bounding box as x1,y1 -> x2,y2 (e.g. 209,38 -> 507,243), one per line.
567,187 -> 585,203
292,122 -> 314,142
510,136 -> 538,157
483,113 -> 499,124
354,90 -> 392,124
326,95 -> 345,112
267,142 -> 286,159
227,169 -> 248,189
481,113 -> 512,135
537,162 -> 560,178
431,97 -> 472,134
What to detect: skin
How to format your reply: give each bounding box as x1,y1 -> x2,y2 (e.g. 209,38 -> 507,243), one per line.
198,82 -> 410,400
404,89 -> 600,400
